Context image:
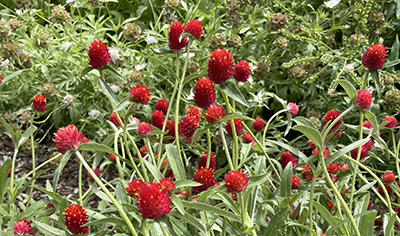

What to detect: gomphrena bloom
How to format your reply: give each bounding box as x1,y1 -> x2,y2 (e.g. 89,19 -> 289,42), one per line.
168,21 -> 188,52
205,105 -> 225,123
291,176 -> 300,189
126,179 -> 144,198
64,204 -> 89,235
151,110 -> 165,129
109,113 -> 124,127
32,94 -> 46,112
208,49 -> 234,84
233,60 -> 250,82
287,102 -> 299,116
384,116 -> 398,129
88,168 -> 102,181
226,119 -> 243,136
129,84 -> 151,105
323,109 -> 343,138
160,178 -> 176,193
53,125 -> 87,154
198,152 -> 216,170
280,151 -> 297,168
137,122 -> 153,136
155,98 -> 168,115
224,170 -> 249,193
308,139 -> 316,149
378,183 -> 393,196
178,115 -> 199,138
242,132 -> 254,143
193,168 -> 215,194
14,219 -> 34,235
253,118 -> 265,131
183,19 -> 203,40
362,44 -> 387,70
186,107 -> 201,121
382,172 -> 395,183
87,40 -> 111,69
327,163 -> 340,174
356,90 -> 373,109
194,77 -> 216,108
351,146 -> 368,160
298,165 -> 310,178
136,182 -> 172,219
165,120 -> 176,137
108,154 -> 116,163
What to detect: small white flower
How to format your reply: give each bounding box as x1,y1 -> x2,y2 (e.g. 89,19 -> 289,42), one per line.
367,87 -> 374,94
60,42 -> 72,51
108,48 -> 121,63
343,64 -> 354,74
325,0 -> 340,8
187,91 -> 195,100
16,9 -> 27,16
66,0 -> 75,3
252,92 -> 263,105
182,53 -> 195,58
96,127 -> 106,137
344,24 -> 350,29
0,18 -> 5,22
62,94 -> 75,107
247,75 -> 254,87
88,109 -> 101,120
135,63 -> 147,71
145,35 -> 158,45
1,59 -> 9,71
110,84 -> 121,93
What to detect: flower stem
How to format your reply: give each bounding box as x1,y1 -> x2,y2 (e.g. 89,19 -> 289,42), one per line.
79,162 -> 83,206
206,128 -> 212,169
26,112 -> 37,208
218,123 -> 234,171
114,129 -> 125,179
262,109 -> 287,147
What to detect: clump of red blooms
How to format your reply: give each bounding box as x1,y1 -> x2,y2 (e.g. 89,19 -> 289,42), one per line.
129,84 -> 151,105
205,105 -> 225,123
193,168 -> 215,194
183,19 -> 203,40
160,178 -> 176,193
280,151 -> 297,168
137,122 -> 153,136
208,49 -> 234,84
155,98 -> 168,115
186,107 -> 201,121
194,77 -> 216,108
242,132 -> 254,143
53,125 -> 89,154
323,109 -> 343,138
382,172 -> 395,183
226,119 -> 243,135
87,40 -> 111,69
327,163 -> 340,174
108,154 -> 116,163
377,183 -> 392,196
351,140 -> 373,160
88,168 -> 102,181
179,115 -> 199,138
64,204 -> 89,235
14,219 -> 34,235
253,118 -> 265,131
126,179 -> 143,198
312,147 -> 330,159
136,182 -> 172,219
151,110 -> 165,129
356,90 -> 373,109
224,170 -> 249,193
362,44 -> 387,70
291,176 -> 300,189
384,116 -> 398,129
32,94 -> 46,112
199,152 -> 216,170
168,21 -> 187,52
233,60 -> 250,82
287,102 -> 299,116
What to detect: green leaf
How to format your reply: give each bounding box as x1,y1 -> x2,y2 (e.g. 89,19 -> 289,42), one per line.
145,56 -> 180,81
0,118 -> 17,148
174,180 -> 202,188
53,151 -> 72,192
143,159 -> 163,180
59,198 -> 68,224
12,169 -> 49,202
182,201 -> 241,222
104,65 -> 124,80
17,125 -> 37,148
219,81 -> 249,107
264,207 -> 290,235
337,80 -> 357,99
281,162 -> 292,198
313,202 -> 345,234
364,111 -> 379,136
370,70 -> 381,97
182,71 -> 208,85
33,220 -> 66,236
0,160 -> 10,204
113,98 -> 131,113
266,140 -> 313,171
247,173 -> 271,190
383,213 -> 396,236
80,66 -> 94,77
291,125 -> 323,151
79,142 -> 118,156
169,217 -> 192,236
151,48 -> 175,54
397,0 -> 400,18
359,211 -> 376,236
99,76 -> 120,108
168,211 -> 207,235
33,186 -> 64,204
92,186 -> 112,202
166,144 -> 186,181
171,194 -> 185,215
122,5 -> 148,24
327,137 -> 369,164
0,70 -> 24,89
84,217 -> 127,227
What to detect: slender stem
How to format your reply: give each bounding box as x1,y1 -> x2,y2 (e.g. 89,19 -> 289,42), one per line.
349,113 -> 364,211
218,123 -> 234,170
9,148 -> 18,205
239,192 -> 245,231
142,219 -> 150,236
79,162 -> 83,206
393,130 -> 400,182
127,133 -> 149,182
24,153 -> 62,177
206,128 -> 212,169
114,129 -> 125,179
26,112 -> 36,208
262,109 -> 287,147
123,122 -> 145,181
145,137 -> 157,167
308,173 -> 317,230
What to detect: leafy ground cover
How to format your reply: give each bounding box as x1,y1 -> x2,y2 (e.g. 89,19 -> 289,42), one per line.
1,0 -> 400,235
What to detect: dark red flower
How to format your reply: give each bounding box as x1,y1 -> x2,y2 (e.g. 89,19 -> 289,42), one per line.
224,170 -> 249,193
136,182 -> 172,219
384,116 -> 398,129
226,119 -> 243,136
168,21 -> 187,52
377,183 -> 392,196
0,75 -> 2,83
137,145 -> 148,158
88,168 -> 102,181
138,122 -> 153,136
53,125 -> 86,154
328,202 -> 334,211
32,94 -> 46,112
110,113 -> 124,127
327,163 -> 340,174
323,109 -> 343,138
64,204 -> 89,234
193,168 -> 215,194
308,139 -> 316,149
178,116 -> 199,138
129,84 -> 151,105
152,110 -> 165,129
186,107 -> 201,121
357,90 -> 373,109
180,190 -> 190,198
233,60 -> 250,82
362,44 -> 387,70
208,49 -> 234,84
382,172 -> 395,183
351,146 -> 368,160
160,178 -> 175,193
242,132 -> 254,143
298,165 -> 310,178
46,203 -> 54,209
88,40 -> 111,69
126,179 -> 143,198
194,77 -> 216,108
199,152 -> 216,170
253,118 -> 264,131
291,176 -> 300,189
341,164 -> 349,171
183,19 -> 203,40
14,219 -> 34,235
280,151 -> 297,168
364,140 -> 373,151
205,105 -> 225,123
156,98 -> 168,115
312,148 -> 330,159
287,102 -> 299,116
109,154 -> 116,163
165,120 -> 176,137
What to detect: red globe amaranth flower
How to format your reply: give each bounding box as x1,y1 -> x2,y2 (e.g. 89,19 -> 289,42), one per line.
242,132 -> 254,143
64,204 -> 89,235
110,113 -> 124,127
377,183 -> 392,196
205,105 -> 225,123
137,145 -> 148,158
193,168 -> 215,194
129,84 -> 151,105
194,77 -> 216,108
138,122 -> 153,136
0,75 -> 2,83
351,145 -> 369,160
156,98 -> 168,115
136,182 -> 172,219
208,49 -> 234,84
169,21 -> 187,52
356,90 -> 373,109
291,176 -> 300,189
165,120 -> 176,137
186,107 -> 201,121
183,19 -> 203,40
233,60 -> 250,82
280,152 -> 297,168
160,178 -> 175,193
362,44 -> 387,70
180,190 -> 190,198
226,119 -> 243,136
88,40 -> 111,69
328,202 -> 334,211
327,163 -> 340,174
382,172 -> 395,183
126,179 -> 143,198
151,110 -> 165,129
14,219 -> 34,235
253,118 -> 265,131
298,165 -> 310,178
109,154 -> 116,163
53,125 -> 86,154
199,152 -> 216,170
364,140 -> 373,151
308,139 -> 316,149
341,164 -> 349,171
312,148 -> 330,159
32,94 -> 46,112
384,116 -> 398,129
287,102 -> 299,116
323,109 -> 343,138
224,170 -> 249,193
88,168 -> 102,181
178,116 -> 199,138
46,203 -> 54,209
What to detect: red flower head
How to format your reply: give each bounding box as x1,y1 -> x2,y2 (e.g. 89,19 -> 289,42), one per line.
362,44 -> 387,70
298,165 -> 310,178
160,178 -> 176,193
291,176 -> 300,189
186,107 -> 201,121
14,219 -> 34,235
136,182 -> 172,219
233,60 -> 250,82
328,202 -> 334,211
205,105 -> 225,123
287,102 -> 299,116
280,151 -> 297,168
253,118 -> 265,131
312,148 -> 330,159
180,190 -> 190,198
224,170 -> 249,193
0,75 -> 2,83
126,179 -> 143,198
194,77 -> 216,108
178,115 -> 199,138
8,168 -> 11,178
308,139 -> 316,149
32,94 -> 46,112
242,132 -> 254,143
169,21 -> 188,52
88,40 -> 111,69
306,173 -> 314,183
137,145 -> 148,158
156,98 -> 168,115
109,154 -> 116,163
165,120 -> 176,137
327,163 -> 340,174
199,152 -> 216,170
88,168 -> 102,181
129,84 -> 151,105
46,203 -> 54,209
377,183 -> 392,196
64,204 -> 89,235
193,168 -> 215,194
323,109 -> 343,138
53,125 -> 85,154
364,140 -> 373,151
152,110 -> 165,129
351,146 -> 368,160
356,90 -> 373,109
138,122 -> 153,136
183,19 -> 203,40
382,172 -> 395,183
110,113 -> 124,127
208,49 -> 234,84
341,164 -> 349,171
226,119 -> 243,136
384,116 -> 398,129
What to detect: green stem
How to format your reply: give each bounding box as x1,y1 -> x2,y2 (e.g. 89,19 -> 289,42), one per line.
206,128 -> 212,169
127,133 -> 149,182
79,162 -> 83,206
262,109 -> 287,147
114,129 -> 125,179
218,123 -> 234,171
308,173 -> 317,230
393,130 -> 400,181
9,148 -> 18,206
239,192 -> 245,231
122,121 -> 145,181
24,153 -> 62,178
145,137 -> 157,167
26,113 -> 37,208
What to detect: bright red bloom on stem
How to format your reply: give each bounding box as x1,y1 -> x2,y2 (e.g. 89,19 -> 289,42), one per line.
280,151 -> 297,168
155,98 -> 168,115
199,152 -> 216,170
137,145 -> 148,158
362,44 -> 387,70
165,120 -> 176,137
88,40 -> 111,69
351,146 -> 368,160
364,140 -> 373,151
129,84 -> 151,105
356,90 -> 373,109
183,19 -> 203,40
186,107 -> 201,121
377,183 -> 392,196
205,105 -> 225,123
287,102 -> 299,116
226,119 -> 243,135
109,154 -> 116,163
151,110 -> 165,129
0,75 -> 2,83
138,122 -> 153,136
14,219 -> 34,235
298,165 -> 310,178
178,115 -> 199,138
160,178 -> 175,193
384,116 -> 398,129
194,77 -> 216,108
224,170 -> 249,193
327,163 -> 340,174
312,148 -> 330,159
32,94 -> 46,112
110,113 -> 123,127
64,204 -> 89,235
323,109 -> 343,138
233,60 -> 250,82
253,118 -> 265,131
242,132 -> 254,143
168,21 -> 187,52
382,172 -> 395,183
88,168 -> 102,181
136,182 -> 172,219
126,179 -> 143,198
208,49 -> 234,84
291,176 -> 300,189
53,125 -> 86,154
46,203 -> 54,209
193,168 -> 215,194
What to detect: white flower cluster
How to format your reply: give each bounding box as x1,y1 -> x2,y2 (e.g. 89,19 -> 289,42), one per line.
108,48 -> 121,63
88,109 -> 101,120
135,63 -> 147,71
60,42 -> 72,51
1,58 -> 9,71
145,35 -> 158,45
325,0 -> 340,8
